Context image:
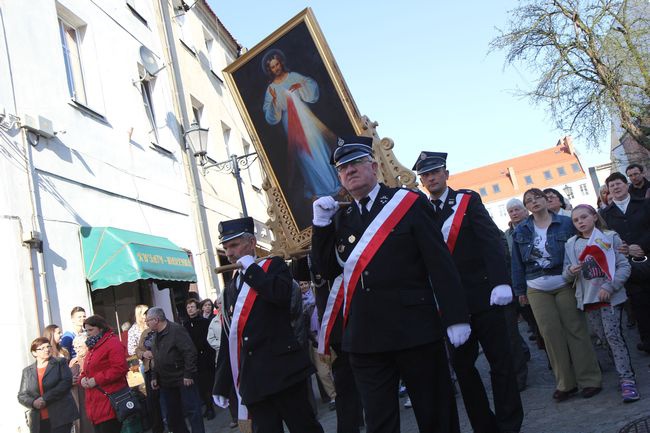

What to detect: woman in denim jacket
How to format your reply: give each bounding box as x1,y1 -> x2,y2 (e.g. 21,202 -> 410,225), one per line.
511,188 -> 602,402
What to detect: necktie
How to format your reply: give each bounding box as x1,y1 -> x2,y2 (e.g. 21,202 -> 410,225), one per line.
360,196 -> 371,223
432,199 -> 442,211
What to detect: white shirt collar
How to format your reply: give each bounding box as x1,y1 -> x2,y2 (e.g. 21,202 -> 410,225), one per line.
613,194 -> 631,213
356,182 -> 380,212
429,187 -> 449,206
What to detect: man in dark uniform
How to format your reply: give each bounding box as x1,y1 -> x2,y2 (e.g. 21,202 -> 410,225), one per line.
212,217 -> 323,433
311,136 -> 471,433
415,151 -> 523,433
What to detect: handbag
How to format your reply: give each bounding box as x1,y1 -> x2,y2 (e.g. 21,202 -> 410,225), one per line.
96,384 -> 141,422
629,256 -> 650,284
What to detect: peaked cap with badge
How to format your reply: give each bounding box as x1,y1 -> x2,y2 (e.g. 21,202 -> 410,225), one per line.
218,217 -> 254,243
330,136 -> 374,167
412,151 -> 447,175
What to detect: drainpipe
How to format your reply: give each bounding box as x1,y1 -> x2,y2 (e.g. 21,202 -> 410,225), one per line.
154,0 -> 218,298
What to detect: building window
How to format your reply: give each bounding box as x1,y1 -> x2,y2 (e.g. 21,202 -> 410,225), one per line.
479,187 -> 488,197
203,29 -> 225,80
221,121 -> 231,155
579,183 -> 589,195
524,175 -> 533,185
564,186 -> 574,199
571,163 -> 581,173
59,17 -> 87,104
492,184 -> 501,193
140,74 -> 158,144
557,166 -> 567,176
543,170 -> 552,180
498,204 -> 506,217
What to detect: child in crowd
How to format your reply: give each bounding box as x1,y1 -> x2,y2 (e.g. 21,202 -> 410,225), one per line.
563,204 -> 639,403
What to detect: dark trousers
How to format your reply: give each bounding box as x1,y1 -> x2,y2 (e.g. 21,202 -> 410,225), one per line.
331,347 -> 363,433
93,419 -> 122,433
503,301 -> 530,390
160,383 -> 206,433
627,283 -> 650,345
349,341 -> 460,433
452,307 -> 523,433
144,370 -> 164,433
39,420 -> 73,433
247,380 -> 324,433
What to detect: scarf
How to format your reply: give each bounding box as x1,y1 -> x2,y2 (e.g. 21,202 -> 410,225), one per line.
85,331 -> 105,349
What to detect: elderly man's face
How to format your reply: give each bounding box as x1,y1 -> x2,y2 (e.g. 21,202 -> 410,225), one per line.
508,205 -> 528,224
223,236 -> 256,264
337,158 -> 378,200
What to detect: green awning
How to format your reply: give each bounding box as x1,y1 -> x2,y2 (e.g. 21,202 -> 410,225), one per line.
80,227 -> 197,291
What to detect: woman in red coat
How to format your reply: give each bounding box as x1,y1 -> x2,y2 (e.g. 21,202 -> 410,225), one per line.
80,315 -> 128,433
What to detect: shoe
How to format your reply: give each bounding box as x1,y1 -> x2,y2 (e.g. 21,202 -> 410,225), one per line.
621,380 -> 640,403
552,387 -> 577,401
404,397 -> 412,408
229,421 -> 238,428
328,399 -> 336,411
581,387 -> 602,398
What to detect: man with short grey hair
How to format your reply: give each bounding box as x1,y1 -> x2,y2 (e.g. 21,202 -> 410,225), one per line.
148,307 -> 204,433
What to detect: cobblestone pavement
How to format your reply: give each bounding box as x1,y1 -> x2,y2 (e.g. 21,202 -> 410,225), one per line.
205,321 -> 650,433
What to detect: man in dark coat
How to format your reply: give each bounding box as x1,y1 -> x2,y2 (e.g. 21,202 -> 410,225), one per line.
601,171 -> 650,352
212,217 -> 323,433
415,151 -> 523,433
183,298 -> 216,419
312,136 -> 471,433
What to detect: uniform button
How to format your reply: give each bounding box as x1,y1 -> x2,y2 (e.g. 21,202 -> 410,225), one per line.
244,337 -> 248,341
248,351 -> 252,355
363,271 -> 369,276
366,287 -> 371,292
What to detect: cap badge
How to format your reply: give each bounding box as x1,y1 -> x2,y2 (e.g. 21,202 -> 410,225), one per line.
420,152 -> 428,160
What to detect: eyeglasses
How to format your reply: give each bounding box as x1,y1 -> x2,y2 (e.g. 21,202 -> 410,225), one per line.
336,158 -> 370,173
35,346 -> 52,351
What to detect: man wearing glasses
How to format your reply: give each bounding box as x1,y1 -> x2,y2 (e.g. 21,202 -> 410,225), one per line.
312,136 -> 471,433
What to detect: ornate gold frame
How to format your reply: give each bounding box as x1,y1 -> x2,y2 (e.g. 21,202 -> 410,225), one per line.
223,8 -> 415,256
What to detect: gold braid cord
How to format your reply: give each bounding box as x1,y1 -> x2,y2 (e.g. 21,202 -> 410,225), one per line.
263,115 -> 415,255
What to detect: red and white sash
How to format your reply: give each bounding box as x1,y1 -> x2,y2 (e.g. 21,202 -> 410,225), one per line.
318,189 -> 418,354
440,193 -> 470,254
228,259 -> 271,420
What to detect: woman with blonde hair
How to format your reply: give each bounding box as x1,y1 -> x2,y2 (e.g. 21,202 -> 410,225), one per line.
43,324 -> 70,360
127,304 -> 149,356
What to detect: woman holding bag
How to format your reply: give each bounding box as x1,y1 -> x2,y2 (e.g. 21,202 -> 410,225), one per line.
17,337 -> 80,433
80,315 -> 129,433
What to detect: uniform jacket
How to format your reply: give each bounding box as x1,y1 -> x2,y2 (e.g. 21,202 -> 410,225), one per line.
80,330 -> 128,425
511,213 -> 576,296
311,184 -> 469,354
213,257 -> 314,405
151,321 -> 197,387
435,188 -> 510,314
18,357 -> 80,433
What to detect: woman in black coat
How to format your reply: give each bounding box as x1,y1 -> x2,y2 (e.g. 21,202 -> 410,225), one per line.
17,337 -> 80,433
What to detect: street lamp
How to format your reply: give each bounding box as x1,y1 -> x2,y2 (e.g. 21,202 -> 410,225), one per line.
184,123 -> 258,217
562,184 -> 573,199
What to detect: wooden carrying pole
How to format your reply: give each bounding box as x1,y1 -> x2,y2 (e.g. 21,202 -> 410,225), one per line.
214,248 -> 311,274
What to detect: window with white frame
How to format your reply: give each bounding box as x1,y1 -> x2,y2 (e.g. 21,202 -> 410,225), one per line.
58,17 -> 87,104
139,70 -> 158,145
221,122 -> 232,155
579,183 -> 589,195
498,204 -> 506,217
203,28 -> 225,79
175,14 -> 195,54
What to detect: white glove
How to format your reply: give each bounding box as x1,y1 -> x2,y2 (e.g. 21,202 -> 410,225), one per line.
490,284 -> 513,306
213,394 -> 229,408
237,255 -> 255,272
447,323 -> 471,348
312,196 -> 339,226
